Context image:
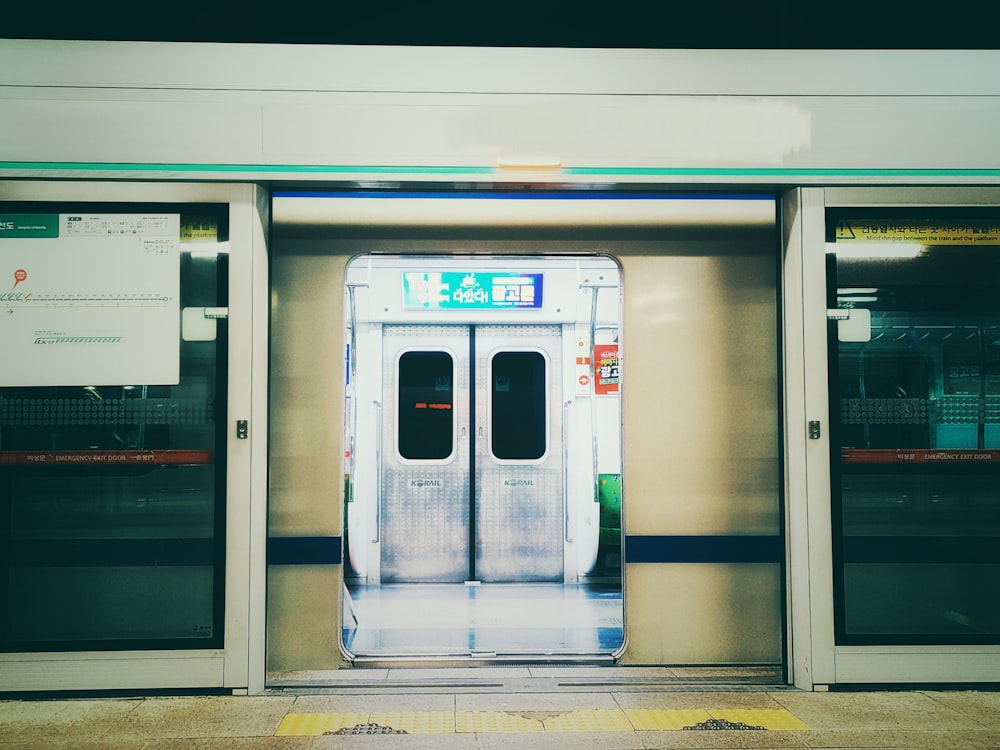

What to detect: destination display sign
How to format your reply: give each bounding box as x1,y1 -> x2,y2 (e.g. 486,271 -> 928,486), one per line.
402,271 -> 543,310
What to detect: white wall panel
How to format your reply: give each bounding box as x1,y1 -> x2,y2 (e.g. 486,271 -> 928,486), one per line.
1,99 -> 261,163
2,41 -> 998,96
5,90 -> 1000,175
3,42 -> 1000,182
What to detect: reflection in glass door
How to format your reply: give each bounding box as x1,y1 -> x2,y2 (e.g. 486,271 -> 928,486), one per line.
827,210 -> 1000,644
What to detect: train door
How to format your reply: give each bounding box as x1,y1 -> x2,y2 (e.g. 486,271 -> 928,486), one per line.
379,324 -> 563,584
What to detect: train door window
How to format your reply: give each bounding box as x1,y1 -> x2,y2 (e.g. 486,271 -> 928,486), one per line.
827,209 -> 1000,645
397,351 -> 454,460
490,351 -> 547,461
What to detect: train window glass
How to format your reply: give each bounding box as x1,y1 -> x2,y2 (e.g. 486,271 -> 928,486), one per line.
397,351 -> 454,460
490,351 -> 547,461
0,203 -> 228,652
827,209 -> 1000,645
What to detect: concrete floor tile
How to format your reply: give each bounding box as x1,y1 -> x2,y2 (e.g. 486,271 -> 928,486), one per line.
636,729 -> 807,749
0,698 -> 142,744
4,740 -> 147,750
140,739 -> 316,750
786,728 -> 991,749
476,731 -> 645,750
0,699 -> 75,722
309,733 -> 482,749
923,691 -> 1000,729
769,691 -> 980,731
0,700 -> 74,742
114,696 -> 296,739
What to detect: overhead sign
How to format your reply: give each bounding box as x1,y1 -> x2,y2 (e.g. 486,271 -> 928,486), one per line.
834,219 -> 1000,244
402,271 -> 543,310
0,213 -> 181,387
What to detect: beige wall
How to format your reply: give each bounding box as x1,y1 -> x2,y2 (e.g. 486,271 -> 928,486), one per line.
267,249 -> 347,671
620,252 -> 779,537
624,563 -> 782,664
615,246 -> 781,664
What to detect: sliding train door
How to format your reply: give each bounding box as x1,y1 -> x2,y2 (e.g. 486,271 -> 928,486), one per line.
379,324 -> 563,584
475,325 -> 563,582
380,326 -> 470,583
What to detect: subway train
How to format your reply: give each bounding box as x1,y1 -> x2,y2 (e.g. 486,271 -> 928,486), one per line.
1,41 -> 1000,694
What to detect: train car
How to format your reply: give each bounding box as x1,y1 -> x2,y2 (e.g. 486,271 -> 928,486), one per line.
1,41 -> 999,693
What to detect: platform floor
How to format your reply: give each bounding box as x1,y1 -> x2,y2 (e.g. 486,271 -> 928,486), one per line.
2,669 -> 1000,749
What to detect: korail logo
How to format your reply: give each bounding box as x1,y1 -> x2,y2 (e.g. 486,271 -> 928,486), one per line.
410,479 -> 442,488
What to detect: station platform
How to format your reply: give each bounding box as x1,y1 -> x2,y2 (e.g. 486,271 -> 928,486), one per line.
2,667 -> 999,749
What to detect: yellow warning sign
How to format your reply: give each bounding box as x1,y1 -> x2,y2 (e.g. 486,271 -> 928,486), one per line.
835,219 -> 1000,244
180,216 -> 218,242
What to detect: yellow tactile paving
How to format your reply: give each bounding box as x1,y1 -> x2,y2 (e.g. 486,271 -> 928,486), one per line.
273,707 -> 810,735
456,711 -> 544,733
275,712 -> 369,736
369,711 -> 454,734
626,709 -> 712,730
544,709 -> 634,732
709,708 -> 810,730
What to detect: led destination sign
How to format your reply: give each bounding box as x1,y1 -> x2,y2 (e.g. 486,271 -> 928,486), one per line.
403,272 -> 543,310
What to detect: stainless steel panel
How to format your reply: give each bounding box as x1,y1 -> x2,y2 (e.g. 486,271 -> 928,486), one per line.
475,325 -> 564,582
379,323 -> 566,583
380,325 -> 470,583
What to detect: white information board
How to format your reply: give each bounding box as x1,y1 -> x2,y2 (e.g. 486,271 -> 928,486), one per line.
0,214 -> 181,386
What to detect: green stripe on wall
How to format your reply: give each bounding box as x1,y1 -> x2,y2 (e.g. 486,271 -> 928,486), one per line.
4,162 -> 1000,178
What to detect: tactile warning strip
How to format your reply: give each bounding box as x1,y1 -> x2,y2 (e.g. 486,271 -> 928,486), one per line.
276,712 -> 368,736
275,708 -> 809,735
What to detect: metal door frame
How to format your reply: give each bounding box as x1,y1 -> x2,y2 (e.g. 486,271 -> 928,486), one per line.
0,180 -> 268,694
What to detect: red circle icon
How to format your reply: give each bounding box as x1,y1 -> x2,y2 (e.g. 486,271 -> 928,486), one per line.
579,374 -> 590,386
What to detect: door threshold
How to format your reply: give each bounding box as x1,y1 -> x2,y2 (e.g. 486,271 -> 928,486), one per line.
266,664 -> 786,693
